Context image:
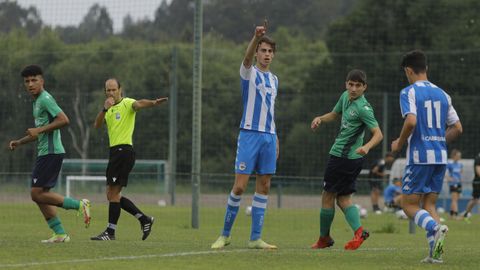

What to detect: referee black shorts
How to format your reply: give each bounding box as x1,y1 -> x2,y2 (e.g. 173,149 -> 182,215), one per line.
323,155 -> 364,196
106,144 -> 135,187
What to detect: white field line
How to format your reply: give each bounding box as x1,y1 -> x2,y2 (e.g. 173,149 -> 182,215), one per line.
0,247 -> 401,268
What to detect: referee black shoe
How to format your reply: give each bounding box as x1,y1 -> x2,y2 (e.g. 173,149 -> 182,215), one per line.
141,216 -> 154,240
90,231 -> 115,241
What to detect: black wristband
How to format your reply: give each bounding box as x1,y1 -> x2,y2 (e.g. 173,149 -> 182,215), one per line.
102,107 -> 108,112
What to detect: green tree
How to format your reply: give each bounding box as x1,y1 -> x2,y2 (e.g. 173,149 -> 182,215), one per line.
0,1 -> 42,36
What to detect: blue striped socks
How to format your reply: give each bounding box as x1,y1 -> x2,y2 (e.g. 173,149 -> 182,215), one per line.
414,209 -> 439,257
250,193 -> 268,241
222,192 -> 241,237
414,209 -> 438,233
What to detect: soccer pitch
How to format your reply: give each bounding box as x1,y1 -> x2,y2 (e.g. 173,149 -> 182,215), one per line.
0,204 -> 478,270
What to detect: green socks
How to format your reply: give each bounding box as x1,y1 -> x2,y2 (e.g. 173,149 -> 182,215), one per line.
320,208 -> 335,237
62,197 -> 80,210
47,216 -> 66,235
344,205 -> 361,232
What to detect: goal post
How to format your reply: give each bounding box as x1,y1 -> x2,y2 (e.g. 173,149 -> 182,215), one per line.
65,175 -> 106,197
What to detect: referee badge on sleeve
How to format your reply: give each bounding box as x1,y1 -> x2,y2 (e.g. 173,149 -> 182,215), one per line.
115,112 -> 121,120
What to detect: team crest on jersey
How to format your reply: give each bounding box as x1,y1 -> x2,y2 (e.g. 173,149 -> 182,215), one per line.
349,110 -> 358,117
115,112 -> 121,120
239,162 -> 246,171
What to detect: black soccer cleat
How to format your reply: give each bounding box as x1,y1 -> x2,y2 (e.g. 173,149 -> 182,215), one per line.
141,216 -> 154,240
90,231 -> 116,241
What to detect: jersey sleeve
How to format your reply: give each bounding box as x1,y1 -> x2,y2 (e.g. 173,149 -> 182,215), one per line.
444,92 -> 460,126
240,63 -> 253,80
125,98 -> 137,112
41,94 -> 63,118
400,87 -> 416,118
359,102 -> 379,129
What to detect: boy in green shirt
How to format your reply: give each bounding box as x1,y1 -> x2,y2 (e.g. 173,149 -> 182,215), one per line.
9,65 -> 91,243
310,69 -> 383,250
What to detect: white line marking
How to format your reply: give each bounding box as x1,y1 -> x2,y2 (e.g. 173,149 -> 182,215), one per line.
0,250 -> 249,268
0,247 -> 404,268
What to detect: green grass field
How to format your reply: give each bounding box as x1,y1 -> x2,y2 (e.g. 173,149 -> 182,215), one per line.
0,203 -> 478,270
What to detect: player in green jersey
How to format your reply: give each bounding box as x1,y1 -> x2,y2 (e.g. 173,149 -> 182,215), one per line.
310,69 -> 383,250
9,65 -> 91,243
90,78 -> 167,241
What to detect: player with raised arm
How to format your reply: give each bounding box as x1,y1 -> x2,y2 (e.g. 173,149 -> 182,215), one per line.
90,78 -> 167,241
211,20 -> 279,250
310,69 -> 383,250
391,50 -> 463,263
9,65 -> 91,243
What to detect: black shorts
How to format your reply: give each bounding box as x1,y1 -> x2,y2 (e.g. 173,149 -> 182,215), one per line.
449,184 -> 462,194
323,155 -> 364,196
31,154 -> 64,188
369,179 -> 384,190
472,180 -> 480,199
106,145 -> 135,186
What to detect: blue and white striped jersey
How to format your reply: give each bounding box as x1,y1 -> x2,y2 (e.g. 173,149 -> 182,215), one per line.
400,80 -> 459,165
239,64 -> 278,134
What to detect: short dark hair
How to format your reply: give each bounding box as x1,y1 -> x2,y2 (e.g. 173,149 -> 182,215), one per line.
256,36 -> 276,53
20,65 -> 43,77
346,69 -> 367,85
401,50 -> 427,74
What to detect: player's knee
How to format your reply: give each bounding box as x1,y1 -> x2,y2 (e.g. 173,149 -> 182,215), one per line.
232,186 -> 245,195
30,190 -> 42,202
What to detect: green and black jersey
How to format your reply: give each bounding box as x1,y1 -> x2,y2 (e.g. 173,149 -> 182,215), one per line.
33,90 -> 65,156
329,91 -> 379,159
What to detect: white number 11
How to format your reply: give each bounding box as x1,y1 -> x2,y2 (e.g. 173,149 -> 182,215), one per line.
424,100 -> 441,128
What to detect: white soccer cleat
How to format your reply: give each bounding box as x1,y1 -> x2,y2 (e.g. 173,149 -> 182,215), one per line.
80,199 -> 91,228
432,225 -> 448,260
211,235 -> 231,249
421,256 -> 443,264
41,234 -> 70,243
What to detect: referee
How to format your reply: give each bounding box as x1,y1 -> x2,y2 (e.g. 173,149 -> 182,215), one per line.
91,78 -> 167,241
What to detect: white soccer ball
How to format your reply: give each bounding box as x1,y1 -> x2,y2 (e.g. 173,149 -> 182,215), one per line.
360,208 -> 368,218
437,207 -> 445,214
245,206 -> 252,216
395,209 -> 408,219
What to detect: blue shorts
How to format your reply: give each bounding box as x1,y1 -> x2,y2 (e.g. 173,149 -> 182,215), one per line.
401,164 -> 446,195
235,129 -> 276,175
31,154 -> 64,188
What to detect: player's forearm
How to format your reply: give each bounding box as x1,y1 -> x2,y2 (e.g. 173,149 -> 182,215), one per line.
319,112 -> 339,123
446,121 -> 463,144
94,111 -> 105,128
133,99 -> 156,110
37,114 -> 70,134
396,116 -> 416,149
243,35 -> 260,68
16,135 -> 36,145
364,127 -> 383,151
